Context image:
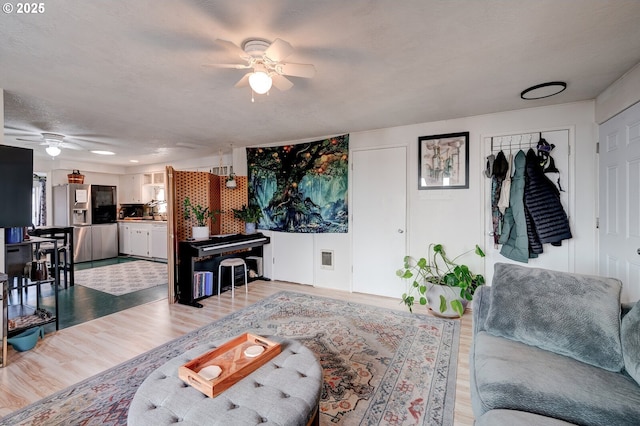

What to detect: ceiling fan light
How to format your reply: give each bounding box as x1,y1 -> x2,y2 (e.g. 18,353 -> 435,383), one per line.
249,71 -> 272,94
45,145 -> 61,157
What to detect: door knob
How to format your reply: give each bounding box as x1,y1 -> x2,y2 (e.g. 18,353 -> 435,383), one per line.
398,229 -> 404,234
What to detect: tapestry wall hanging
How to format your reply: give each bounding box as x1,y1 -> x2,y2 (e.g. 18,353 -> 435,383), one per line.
247,134 -> 349,233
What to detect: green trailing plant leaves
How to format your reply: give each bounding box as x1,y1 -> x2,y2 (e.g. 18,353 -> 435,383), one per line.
397,243 -> 485,317
450,299 -> 465,317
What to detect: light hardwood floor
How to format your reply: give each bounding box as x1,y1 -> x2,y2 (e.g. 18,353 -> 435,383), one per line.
0,281 -> 475,424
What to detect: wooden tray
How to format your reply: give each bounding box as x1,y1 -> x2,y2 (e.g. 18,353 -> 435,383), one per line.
178,333 -> 281,398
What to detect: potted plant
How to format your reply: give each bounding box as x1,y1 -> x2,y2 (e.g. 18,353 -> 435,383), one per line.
396,243 -> 485,317
226,173 -> 237,189
232,204 -> 263,234
183,197 -> 221,240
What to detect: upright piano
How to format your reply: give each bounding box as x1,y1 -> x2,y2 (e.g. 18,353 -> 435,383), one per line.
178,233 -> 270,307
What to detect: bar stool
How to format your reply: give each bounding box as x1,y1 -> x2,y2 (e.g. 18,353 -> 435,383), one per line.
36,231 -> 70,289
217,258 -> 248,297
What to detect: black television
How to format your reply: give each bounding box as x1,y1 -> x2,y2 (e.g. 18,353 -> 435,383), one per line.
0,145 -> 33,227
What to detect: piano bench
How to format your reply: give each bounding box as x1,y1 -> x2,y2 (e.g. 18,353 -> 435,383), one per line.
218,258 -> 248,297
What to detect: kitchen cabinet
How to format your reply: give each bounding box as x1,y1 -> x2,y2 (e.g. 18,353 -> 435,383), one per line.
143,172 -> 165,186
119,221 -> 167,260
120,173 -> 165,204
129,226 -> 150,258
150,224 -> 168,259
118,174 -> 143,204
118,223 -> 130,254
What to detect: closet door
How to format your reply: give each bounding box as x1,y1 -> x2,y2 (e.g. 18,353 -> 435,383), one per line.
483,130 -> 571,285
352,146 -> 407,298
599,101 -> 640,303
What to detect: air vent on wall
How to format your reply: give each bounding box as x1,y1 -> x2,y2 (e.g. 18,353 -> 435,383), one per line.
320,250 -> 334,270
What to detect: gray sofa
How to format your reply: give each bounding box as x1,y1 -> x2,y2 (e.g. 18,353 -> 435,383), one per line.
470,263 -> 640,425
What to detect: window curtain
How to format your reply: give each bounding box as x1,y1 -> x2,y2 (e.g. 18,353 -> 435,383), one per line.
33,174 -> 46,226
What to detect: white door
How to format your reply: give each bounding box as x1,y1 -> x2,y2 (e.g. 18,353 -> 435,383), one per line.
599,101 -> 640,303
483,130 -> 571,285
352,146 -> 406,298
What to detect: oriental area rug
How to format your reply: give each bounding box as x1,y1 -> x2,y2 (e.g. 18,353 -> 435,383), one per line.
74,260 -> 168,296
0,291 -> 460,426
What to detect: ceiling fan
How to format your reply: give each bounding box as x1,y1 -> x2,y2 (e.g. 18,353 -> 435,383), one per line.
5,125 -> 117,157
16,133 -> 82,157
206,38 -> 316,99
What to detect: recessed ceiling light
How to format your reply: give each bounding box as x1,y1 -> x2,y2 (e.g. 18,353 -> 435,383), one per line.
521,81 -> 567,100
91,150 -> 115,155
129,159 -> 139,163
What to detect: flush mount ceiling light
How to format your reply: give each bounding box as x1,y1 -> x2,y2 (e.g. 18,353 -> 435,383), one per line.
91,150 -> 115,155
521,81 -> 567,100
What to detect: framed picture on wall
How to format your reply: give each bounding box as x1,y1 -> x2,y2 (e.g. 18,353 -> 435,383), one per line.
418,131 -> 469,190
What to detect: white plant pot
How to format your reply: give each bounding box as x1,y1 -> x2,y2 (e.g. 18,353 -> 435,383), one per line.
245,222 -> 256,234
192,226 -> 209,240
426,284 -> 468,318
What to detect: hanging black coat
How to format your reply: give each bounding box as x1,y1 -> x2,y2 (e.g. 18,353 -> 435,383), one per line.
523,149 -> 572,245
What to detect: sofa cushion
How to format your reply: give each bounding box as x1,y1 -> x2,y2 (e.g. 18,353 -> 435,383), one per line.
471,331 -> 640,425
485,263 -> 623,371
622,300 -> 640,385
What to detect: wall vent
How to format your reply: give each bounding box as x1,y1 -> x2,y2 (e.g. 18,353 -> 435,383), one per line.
320,250 -> 334,270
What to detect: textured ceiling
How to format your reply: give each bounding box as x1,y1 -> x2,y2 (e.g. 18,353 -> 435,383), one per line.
1,0 -> 640,166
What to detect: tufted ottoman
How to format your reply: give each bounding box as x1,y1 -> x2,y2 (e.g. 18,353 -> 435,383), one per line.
127,336 -> 322,426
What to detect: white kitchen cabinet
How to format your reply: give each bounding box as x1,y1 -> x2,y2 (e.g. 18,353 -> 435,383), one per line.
118,223 -> 130,254
129,226 -> 150,257
150,223 -> 168,259
119,221 -> 167,260
118,174 -> 143,204
143,172 -> 165,185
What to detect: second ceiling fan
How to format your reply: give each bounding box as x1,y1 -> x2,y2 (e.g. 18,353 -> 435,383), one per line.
207,38 -> 316,98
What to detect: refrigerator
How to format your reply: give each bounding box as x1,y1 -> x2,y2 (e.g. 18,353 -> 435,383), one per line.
53,184 -> 118,262
90,185 -> 118,261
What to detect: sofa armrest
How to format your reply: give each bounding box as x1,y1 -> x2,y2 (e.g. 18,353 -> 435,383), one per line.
472,285 -> 491,334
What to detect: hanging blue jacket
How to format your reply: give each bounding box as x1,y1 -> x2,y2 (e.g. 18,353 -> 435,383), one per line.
499,150 -> 529,263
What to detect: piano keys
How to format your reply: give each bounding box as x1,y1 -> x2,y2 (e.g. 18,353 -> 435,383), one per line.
182,233 -> 270,257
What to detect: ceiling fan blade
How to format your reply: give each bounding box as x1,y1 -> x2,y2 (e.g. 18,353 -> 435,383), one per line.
61,142 -> 83,150
234,73 -> 251,88
15,137 -> 43,144
4,125 -> 32,134
68,136 -> 115,146
202,63 -> 250,69
215,39 -> 251,61
271,74 -> 294,91
275,63 -> 316,78
264,38 -> 294,63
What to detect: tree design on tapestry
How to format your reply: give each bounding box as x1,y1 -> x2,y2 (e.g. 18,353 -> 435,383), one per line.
247,134 -> 349,233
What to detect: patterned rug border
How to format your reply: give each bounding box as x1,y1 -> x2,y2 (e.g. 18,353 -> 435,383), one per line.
0,290 -> 461,425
